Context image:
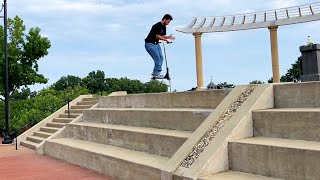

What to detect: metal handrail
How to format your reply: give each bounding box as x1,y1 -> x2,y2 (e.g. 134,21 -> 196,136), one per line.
65,78 -> 105,118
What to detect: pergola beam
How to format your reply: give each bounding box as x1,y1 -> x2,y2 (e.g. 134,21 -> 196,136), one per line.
177,3 -> 320,33
176,3 -> 320,88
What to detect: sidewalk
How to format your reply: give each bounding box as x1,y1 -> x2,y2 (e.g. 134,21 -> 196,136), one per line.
0,138 -> 113,180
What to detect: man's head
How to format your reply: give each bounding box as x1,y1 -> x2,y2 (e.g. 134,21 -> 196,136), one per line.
162,14 -> 173,25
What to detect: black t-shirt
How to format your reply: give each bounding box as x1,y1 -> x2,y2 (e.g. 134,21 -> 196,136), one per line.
145,22 -> 166,43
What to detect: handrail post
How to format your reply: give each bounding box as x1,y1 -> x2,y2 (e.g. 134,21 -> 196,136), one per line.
67,97 -> 70,118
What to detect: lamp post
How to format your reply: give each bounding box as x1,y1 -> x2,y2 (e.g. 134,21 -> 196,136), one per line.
2,0 -> 12,144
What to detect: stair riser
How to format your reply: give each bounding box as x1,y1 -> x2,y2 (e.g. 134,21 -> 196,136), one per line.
27,137 -> 44,143
274,83 -> 320,108
45,141 -> 161,180
77,101 -> 98,106
65,109 -> 84,114
20,141 -> 37,150
99,90 -> 229,109
52,118 -> 72,123
59,114 -> 79,118
83,110 -> 211,131
71,105 -> 92,109
40,127 -> 59,133
47,123 -> 66,128
34,132 -> 51,138
253,111 -> 320,141
82,98 -> 98,101
229,142 -> 320,180
65,124 -> 187,157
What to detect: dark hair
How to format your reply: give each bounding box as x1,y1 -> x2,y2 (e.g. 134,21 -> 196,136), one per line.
162,14 -> 173,21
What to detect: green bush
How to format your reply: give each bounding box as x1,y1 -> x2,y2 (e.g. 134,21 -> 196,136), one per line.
0,85 -> 89,136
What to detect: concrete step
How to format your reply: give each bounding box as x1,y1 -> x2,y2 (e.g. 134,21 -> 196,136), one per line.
47,122 -> 67,128
52,118 -> 73,123
99,90 -> 230,109
229,137 -> 320,180
40,126 -> 60,133
71,105 -> 92,109
45,138 -> 169,180
201,171 -> 281,180
253,108 -> 320,142
59,113 -> 81,118
274,82 -> 320,108
27,135 -> 46,143
34,131 -> 53,138
83,108 -> 213,131
82,97 -> 99,101
65,109 -> 85,114
65,122 -> 192,157
77,101 -> 98,106
20,140 -> 39,150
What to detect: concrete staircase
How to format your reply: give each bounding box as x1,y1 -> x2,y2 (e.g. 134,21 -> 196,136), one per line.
44,90 -> 229,180
20,97 -> 98,150
227,83 -> 320,180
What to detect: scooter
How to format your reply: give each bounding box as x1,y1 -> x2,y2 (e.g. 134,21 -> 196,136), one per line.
151,41 -> 172,92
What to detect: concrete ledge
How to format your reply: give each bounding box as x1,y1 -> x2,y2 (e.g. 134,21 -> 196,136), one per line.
162,86 -> 248,179
98,90 -> 231,109
229,137 -> 320,179
82,108 -> 212,131
200,171 -> 281,180
45,138 -> 169,180
165,84 -> 274,179
253,108 -> 320,141
274,82 -> 320,108
64,122 -> 191,157
108,91 -> 127,96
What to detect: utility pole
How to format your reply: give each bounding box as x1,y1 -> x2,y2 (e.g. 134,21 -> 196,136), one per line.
2,0 -> 12,144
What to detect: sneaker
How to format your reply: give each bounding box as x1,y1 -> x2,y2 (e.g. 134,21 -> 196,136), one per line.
152,74 -> 164,79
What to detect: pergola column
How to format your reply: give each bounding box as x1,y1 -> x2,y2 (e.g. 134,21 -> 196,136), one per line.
193,32 -> 205,90
268,26 -> 280,83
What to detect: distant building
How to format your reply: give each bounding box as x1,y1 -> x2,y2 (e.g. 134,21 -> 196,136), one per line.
207,77 -> 217,89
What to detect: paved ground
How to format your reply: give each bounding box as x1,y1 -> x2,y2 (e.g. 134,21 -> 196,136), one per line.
0,138 -> 114,180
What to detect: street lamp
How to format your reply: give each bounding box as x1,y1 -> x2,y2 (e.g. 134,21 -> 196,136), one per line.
1,0 -> 12,144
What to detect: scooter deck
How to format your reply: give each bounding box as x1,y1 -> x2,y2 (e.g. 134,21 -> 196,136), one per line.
151,77 -> 170,80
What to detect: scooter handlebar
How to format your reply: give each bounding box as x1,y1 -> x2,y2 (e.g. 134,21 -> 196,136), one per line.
159,41 -> 173,44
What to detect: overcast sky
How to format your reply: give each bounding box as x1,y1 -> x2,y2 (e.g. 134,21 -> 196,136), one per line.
9,0 -> 320,91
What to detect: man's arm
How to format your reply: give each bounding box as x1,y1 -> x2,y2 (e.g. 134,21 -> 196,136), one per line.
165,34 -> 175,40
156,34 -> 169,41
156,34 -> 175,42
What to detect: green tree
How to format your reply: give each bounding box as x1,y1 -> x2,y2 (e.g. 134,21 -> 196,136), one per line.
105,78 -> 168,94
216,82 -> 235,89
268,57 -> 302,83
11,87 -> 37,101
50,75 -> 82,91
105,78 -> 121,93
144,80 -> 168,93
0,16 -> 51,96
0,86 -> 89,135
281,57 -> 302,82
82,70 -> 106,95
249,80 -> 264,84
117,78 -> 145,94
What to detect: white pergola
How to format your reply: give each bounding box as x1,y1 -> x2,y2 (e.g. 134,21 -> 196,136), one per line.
176,2 -> 320,90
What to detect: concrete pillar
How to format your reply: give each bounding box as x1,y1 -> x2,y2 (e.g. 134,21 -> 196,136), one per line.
268,26 -> 280,83
193,32 -> 205,90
